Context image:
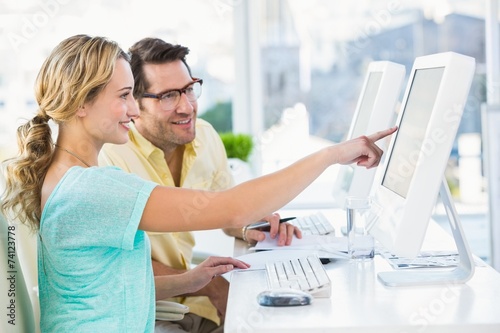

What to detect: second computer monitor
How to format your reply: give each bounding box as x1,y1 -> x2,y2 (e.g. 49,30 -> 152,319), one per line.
332,61 -> 405,206
369,52 -> 475,259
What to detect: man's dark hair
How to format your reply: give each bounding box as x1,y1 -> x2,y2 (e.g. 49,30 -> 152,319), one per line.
128,37 -> 191,100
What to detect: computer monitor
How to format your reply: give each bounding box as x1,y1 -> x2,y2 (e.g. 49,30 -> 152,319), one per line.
332,61 -> 405,206
369,52 -> 476,286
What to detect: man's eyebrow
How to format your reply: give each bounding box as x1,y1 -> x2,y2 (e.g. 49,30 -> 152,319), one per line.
157,81 -> 196,95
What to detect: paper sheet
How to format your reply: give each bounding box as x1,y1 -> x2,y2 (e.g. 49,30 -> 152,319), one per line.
250,232 -> 348,257
233,249 -> 322,270
222,233 -> 349,280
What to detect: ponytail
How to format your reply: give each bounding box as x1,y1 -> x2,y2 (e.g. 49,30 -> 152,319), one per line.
1,113 -> 54,230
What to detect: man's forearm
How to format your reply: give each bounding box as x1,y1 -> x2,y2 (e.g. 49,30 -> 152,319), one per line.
151,258 -> 186,276
183,275 -> 228,298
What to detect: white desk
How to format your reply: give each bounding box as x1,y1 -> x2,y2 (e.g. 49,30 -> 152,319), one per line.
225,209 -> 500,333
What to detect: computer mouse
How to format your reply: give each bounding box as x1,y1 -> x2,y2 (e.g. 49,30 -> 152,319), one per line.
257,289 -> 313,307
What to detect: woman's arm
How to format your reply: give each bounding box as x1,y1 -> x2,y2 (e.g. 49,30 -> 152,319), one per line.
154,256 -> 249,300
140,128 -> 397,233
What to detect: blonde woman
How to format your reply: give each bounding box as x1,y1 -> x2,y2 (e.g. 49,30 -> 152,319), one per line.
1,34 -> 396,332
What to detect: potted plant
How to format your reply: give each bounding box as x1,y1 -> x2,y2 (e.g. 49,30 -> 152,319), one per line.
219,132 -> 254,162
219,132 -> 254,182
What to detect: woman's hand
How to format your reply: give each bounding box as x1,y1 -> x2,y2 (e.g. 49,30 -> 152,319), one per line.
154,256 -> 249,301
184,256 -> 250,293
335,126 -> 398,168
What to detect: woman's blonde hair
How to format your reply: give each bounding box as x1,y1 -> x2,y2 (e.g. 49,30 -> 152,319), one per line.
1,34 -> 128,230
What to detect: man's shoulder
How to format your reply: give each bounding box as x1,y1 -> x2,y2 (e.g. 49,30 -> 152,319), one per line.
196,118 -> 217,133
195,119 -> 224,144
99,141 -> 143,171
101,142 -> 138,159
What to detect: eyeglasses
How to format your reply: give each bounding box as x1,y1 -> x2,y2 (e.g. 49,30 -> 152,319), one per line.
142,78 -> 203,111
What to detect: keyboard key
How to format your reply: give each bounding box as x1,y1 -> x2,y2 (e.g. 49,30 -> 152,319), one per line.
265,255 -> 332,298
293,212 -> 335,236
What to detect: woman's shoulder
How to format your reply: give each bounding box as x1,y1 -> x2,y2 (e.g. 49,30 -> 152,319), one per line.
67,165 -> 122,178
88,166 -> 157,190
83,165 -> 146,182
59,166 -> 157,197
64,165 -> 141,186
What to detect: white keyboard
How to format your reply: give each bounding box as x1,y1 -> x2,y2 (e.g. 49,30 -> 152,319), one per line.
265,255 -> 332,297
292,212 -> 335,236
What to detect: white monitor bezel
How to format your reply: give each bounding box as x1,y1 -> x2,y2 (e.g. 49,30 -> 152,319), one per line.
332,61 -> 405,205
369,52 -> 476,258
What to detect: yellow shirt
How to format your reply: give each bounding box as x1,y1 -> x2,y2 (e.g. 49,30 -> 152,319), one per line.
98,119 -> 234,325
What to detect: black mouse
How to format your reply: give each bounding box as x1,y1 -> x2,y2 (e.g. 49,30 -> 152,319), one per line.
257,289 -> 313,307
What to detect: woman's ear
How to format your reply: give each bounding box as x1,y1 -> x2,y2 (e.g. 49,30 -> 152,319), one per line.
76,105 -> 87,118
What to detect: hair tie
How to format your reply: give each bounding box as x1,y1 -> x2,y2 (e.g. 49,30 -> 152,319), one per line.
33,114 -> 50,123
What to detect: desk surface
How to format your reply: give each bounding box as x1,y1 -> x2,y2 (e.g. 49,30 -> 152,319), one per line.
225,209 -> 500,333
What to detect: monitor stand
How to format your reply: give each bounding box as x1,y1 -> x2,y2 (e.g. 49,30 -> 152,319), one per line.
377,178 -> 475,287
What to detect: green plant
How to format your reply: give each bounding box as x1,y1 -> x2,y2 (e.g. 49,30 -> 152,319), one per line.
219,132 -> 254,162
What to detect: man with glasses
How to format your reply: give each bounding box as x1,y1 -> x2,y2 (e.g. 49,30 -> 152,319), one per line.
99,37 -> 300,333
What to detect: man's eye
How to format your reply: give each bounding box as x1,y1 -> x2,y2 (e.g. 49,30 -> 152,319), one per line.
161,91 -> 178,100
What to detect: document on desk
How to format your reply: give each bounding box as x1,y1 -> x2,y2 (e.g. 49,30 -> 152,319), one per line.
232,249 -> 320,271
222,249 -> 322,280
378,248 -> 486,269
250,232 -> 349,259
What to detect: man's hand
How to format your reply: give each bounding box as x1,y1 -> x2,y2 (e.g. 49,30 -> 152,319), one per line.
245,213 -> 302,246
200,275 -> 230,323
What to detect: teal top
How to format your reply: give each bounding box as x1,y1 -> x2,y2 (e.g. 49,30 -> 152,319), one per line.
38,166 -> 157,332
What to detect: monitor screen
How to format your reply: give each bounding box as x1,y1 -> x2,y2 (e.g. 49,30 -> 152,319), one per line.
381,67 -> 445,198
331,61 -> 405,206
350,72 -> 383,139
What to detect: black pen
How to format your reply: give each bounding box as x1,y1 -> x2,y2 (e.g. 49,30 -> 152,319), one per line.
245,217 -> 297,230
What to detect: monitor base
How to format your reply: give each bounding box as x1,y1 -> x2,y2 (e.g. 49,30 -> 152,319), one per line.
378,178 -> 475,287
